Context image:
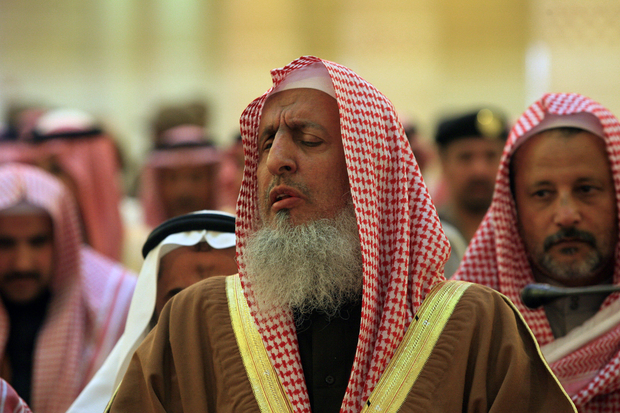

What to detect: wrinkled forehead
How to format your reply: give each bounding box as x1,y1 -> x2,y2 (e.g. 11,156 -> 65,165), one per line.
159,242 -> 235,265
259,88 -> 341,132
258,62 -> 338,131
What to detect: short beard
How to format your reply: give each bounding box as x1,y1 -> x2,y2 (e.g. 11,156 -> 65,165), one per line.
244,204 -> 363,318
538,252 -> 601,282
534,227 -> 607,283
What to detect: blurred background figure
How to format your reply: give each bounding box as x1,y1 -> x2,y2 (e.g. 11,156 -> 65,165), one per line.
151,212 -> 237,317
139,102 -> 222,228
401,117 -> 437,178
2,103 -> 47,142
0,164 -> 135,413
67,210 -> 237,413
0,108 -> 126,263
217,132 -> 244,214
434,108 -> 509,243
401,115 -> 466,278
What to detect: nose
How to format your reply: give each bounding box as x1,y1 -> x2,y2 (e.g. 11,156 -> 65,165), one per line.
174,175 -> 196,194
265,131 -> 297,176
553,195 -> 581,227
471,156 -> 497,179
14,243 -> 36,272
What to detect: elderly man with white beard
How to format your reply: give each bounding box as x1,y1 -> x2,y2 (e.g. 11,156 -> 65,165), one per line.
107,56 -> 575,413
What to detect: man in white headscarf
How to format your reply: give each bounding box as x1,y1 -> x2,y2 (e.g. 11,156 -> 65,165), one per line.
66,210 -> 237,413
107,57 -> 575,412
0,163 -> 136,413
455,93 -> 620,412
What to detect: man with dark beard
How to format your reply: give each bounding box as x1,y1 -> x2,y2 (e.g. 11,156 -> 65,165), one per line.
107,57 -> 575,413
434,109 -> 509,242
454,93 -> 620,411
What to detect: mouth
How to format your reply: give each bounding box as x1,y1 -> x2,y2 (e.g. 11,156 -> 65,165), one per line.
5,273 -> 39,283
269,186 -> 304,211
551,237 -> 590,247
548,238 -> 592,255
275,193 -> 291,202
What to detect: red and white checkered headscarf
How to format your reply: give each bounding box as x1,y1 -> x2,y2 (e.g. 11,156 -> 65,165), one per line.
236,56 -> 449,412
0,134 -> 124,262
0,378 -> 32,413
454,93 -> 620,411
0,164 -> 136,413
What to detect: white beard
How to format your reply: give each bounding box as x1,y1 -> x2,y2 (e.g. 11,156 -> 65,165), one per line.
244,204 -> 363,317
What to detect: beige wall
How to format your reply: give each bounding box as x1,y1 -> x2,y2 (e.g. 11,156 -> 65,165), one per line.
1,0 -> 618,183
527,0 -> 620,117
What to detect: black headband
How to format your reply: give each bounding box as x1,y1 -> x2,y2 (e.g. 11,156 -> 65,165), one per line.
31,128 -> 104,142
142,212 -> 236,258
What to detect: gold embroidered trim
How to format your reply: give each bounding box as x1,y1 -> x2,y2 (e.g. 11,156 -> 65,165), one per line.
362,280 -> 472,412
227,275 -> 294,412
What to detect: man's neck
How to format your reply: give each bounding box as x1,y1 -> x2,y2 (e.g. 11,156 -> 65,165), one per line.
3,289 -> 51,405
530,265 -> 615,338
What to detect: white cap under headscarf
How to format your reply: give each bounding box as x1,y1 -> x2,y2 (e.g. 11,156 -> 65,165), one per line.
270,61 -> 336,99
510,111 -> 605,155
66,210 -> 236,413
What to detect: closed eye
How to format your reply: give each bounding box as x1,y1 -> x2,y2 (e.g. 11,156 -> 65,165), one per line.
260,136 -> 274,153
301,140 -> 322,147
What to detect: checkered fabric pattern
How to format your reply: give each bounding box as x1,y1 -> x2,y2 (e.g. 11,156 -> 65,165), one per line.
0,378 -> 32,413
0,164 -> 135,413
236,56 -> 449,412
0,135 -> 124,261
454,93 -> 620,411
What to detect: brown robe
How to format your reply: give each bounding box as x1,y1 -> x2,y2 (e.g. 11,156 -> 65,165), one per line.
108,276 -> 575,412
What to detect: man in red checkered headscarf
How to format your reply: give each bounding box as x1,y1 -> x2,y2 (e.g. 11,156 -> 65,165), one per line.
108,57 -> 574,413
0,164 -> 136,413
454,93 -> 620,412
0,109 -> 125,263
